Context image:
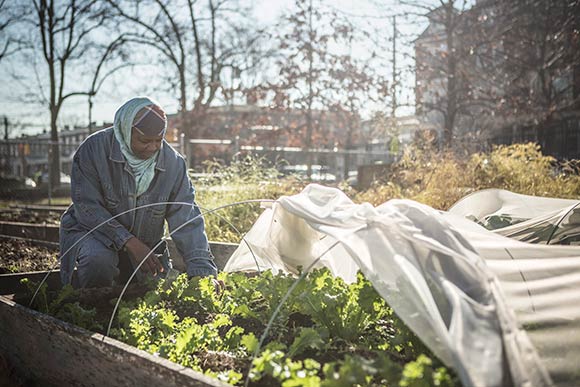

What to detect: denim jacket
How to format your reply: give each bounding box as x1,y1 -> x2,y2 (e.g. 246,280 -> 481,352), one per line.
60,127 -> 217,284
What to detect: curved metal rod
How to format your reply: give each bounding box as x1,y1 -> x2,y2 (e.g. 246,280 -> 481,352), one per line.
546,202 -> 580,245
30,201 -> 193,307
29,199 -> 274,307
243,223 -> 367,387
199,205 -> 268,273
105,199 -> 276,338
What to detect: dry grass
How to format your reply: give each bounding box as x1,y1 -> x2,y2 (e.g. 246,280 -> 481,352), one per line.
351,143 -> 580,210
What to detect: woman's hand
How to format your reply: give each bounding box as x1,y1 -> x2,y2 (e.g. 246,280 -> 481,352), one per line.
124,237 -> 164,277
211,277 -> 225,295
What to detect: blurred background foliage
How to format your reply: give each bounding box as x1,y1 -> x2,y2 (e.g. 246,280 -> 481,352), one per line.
196,143 -> 580,242
195,155 -> 306,242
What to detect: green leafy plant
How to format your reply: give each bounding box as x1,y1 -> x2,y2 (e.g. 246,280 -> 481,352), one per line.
113,269 -> 456,386
20,279 -> 102,331
30,266 -> 457,386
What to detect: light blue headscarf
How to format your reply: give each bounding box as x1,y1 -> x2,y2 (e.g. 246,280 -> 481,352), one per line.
113,96 -> 164,197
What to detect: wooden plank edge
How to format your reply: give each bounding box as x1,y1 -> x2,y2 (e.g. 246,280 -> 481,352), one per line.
0,295 -> 233,387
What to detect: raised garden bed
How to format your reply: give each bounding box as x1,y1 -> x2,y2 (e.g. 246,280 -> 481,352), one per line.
0,294 -> 228,387
0,223 -> 455,386
2,268 -> 456,387
0,207 -> 62,224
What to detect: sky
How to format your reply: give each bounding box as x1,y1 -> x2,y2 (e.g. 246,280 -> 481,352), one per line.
0,0 -> 427,138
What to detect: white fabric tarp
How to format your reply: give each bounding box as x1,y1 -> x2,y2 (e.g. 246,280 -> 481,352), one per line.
449,188 -> 580,245
224,185 -> 580,387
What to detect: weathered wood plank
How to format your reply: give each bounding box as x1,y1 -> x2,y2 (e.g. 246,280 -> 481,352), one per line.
0,235 -> 240,385
0,220 -> 238,272
0,221 -> 60,242
0,295 -> 232,387
0,240 -> 238,296
0,270 -> 61,295
9,204 -> 69,212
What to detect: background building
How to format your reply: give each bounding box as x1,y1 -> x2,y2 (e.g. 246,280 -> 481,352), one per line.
414,1 -> 580,159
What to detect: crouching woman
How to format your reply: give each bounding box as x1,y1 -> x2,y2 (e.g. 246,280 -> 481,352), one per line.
59,96 -> 218,288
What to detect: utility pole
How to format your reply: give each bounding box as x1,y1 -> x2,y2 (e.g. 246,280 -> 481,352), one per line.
391,15 -> 397,120
88,94 -> 94,134
3,116 -> 8,140
305,0 -> 314,179
3,116 -> 9,175
390,16 -> 400,162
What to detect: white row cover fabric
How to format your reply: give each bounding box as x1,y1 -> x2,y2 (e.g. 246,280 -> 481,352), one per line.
447,189 -> 580,386
449,188 -> 580,246
448,189 -> 578,225
225,185 -> 580,387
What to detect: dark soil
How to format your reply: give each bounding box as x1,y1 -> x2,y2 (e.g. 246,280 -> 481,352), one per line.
0,238 -> 58,274
195,350 -> 246,373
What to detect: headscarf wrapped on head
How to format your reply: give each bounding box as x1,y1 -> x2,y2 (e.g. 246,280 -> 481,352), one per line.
113,96 -> 167,196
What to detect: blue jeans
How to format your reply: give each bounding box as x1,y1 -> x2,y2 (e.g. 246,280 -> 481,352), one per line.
72,235 -> 172,288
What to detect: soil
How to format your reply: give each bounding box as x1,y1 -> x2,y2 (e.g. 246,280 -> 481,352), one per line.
0,209 -> 61,224
195,350 -> 246,374
0,238 -> 58,274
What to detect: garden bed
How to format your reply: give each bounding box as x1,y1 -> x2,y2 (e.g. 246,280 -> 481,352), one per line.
0,215 -> 457,386
0,207 -> 62,224
0,293 -> 228,387
9,268 -> 457,387
0,236 -> 58,274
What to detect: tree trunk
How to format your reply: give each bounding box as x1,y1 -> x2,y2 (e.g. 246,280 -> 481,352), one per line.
305,0 -> 314,178
47,5 -> 60,190
49,105 -> 61,189
444,5 -> 457,149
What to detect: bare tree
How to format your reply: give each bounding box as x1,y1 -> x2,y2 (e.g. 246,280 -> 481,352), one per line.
417,0 -> 580,154
411,0 -> 580,151
106,0 -> 263,144
0,1 -> 29,62
329,54 -> 390,177
477,0 -> 580,126
105,0 -> 191,130
86,34 -> 133,132
267,0 -> 382,177
409,0 -> 473,149
29,0 -> 109,187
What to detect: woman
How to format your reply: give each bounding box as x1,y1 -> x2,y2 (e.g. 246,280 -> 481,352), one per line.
59,96 -> 217,288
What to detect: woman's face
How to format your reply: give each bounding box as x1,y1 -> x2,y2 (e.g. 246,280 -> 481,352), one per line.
131,128 -> 164,160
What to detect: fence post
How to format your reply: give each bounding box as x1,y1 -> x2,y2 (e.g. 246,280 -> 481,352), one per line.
179,133 -> 185,157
